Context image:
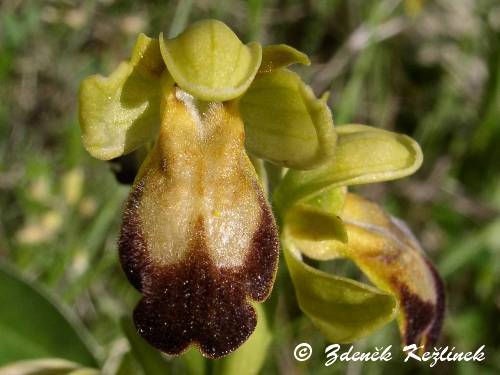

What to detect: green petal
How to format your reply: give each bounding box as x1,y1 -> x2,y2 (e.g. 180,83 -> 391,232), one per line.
79,34 -> 165,160
282,235 -> 397,343
259,44 -> 310,73
159,20 -> 262,101
274,124 -> 423,214
240,69 -> 336,169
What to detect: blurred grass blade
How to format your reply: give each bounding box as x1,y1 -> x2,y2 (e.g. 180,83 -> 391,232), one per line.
216,304 -> 272,375
168,0 -> 194,38
67,370 -> 99,375
246,0 -> 263,40
63,190 -> 126,301
274,124 -> 422,213
0,358 -> 98,375
439,218 -> 500,277
0,264 -> 99,368
114,352 -> 144,375
120,317 -> 170,375
282,235 -> 397,343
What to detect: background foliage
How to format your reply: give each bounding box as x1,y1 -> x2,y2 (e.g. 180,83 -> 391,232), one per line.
1,0 -> 499,374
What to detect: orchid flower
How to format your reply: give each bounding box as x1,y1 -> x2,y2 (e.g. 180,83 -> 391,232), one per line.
79,19 -> 444,358
275,124 -> 445,348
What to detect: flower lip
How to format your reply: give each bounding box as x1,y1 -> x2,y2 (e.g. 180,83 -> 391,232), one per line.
118,87 -> 279,358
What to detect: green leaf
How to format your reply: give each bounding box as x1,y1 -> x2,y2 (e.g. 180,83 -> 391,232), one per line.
0,263 -> 99,368
159,19 -> 262,101
240,69 -> 336,169
258,44 -> 310,73
282,237 -> 397,343
216,304 -> 272,375
120,317 -> 170,375
0,358 -> 99,375
274,124 -> 423,214
79,34 -> 165,160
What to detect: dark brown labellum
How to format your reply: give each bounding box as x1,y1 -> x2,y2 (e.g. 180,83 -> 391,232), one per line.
118,88 -> 279,358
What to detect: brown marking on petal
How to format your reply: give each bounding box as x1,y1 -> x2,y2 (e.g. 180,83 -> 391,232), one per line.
392,258 -> 445,350
244,189 -> 280,301
118,178 -> 150,291
397,282 -> 434,347
422,258 -> 446,349
126,208 -> 277,358
118,178 -> 279,358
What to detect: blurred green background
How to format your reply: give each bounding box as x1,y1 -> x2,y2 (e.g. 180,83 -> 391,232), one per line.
1,0 -> 500,374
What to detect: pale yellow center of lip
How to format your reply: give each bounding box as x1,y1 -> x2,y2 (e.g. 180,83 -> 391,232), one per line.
137,87 -> 261,268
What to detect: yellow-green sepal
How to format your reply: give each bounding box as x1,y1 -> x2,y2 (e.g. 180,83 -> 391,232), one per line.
159,20 -> 262,101
327,124 -> 423,185
79,34 -> 165,160
130,33 -> 165,77
274,124 -> 423,213
240,69 -> 336,169
282,234 -> 397,343
258,44 -> 310,73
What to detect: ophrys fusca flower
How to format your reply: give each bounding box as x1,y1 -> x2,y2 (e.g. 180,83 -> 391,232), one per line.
79,19 -> 335,358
